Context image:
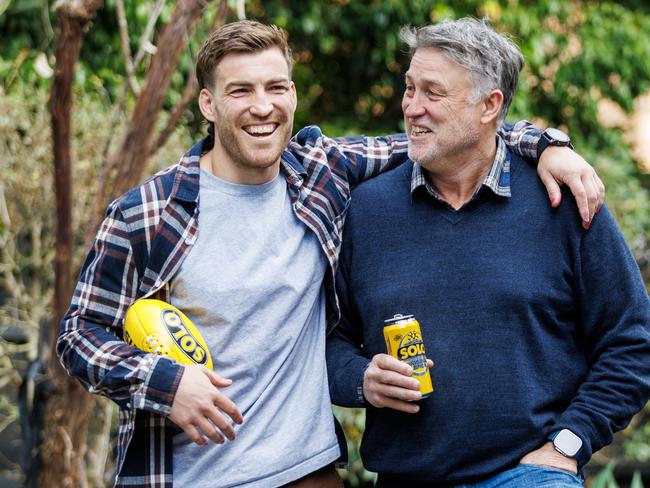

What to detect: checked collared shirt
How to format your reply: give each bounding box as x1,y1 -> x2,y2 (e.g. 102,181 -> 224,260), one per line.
57,123 -> 539,487
411,135 -> 512,203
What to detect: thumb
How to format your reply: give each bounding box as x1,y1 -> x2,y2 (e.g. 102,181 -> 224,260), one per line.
201,365 -> 232,387
538,170 -> 562,207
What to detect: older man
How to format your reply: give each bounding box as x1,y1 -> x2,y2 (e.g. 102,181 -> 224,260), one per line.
58,19 -> 605,488
326,18 -> 650,487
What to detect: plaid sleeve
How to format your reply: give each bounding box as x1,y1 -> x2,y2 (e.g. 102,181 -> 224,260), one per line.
498,119 -> 542,161
291,126 -> 410,189
57,200 -> 183,415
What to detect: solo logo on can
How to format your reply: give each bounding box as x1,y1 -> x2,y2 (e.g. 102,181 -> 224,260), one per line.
383,313 -> 434,397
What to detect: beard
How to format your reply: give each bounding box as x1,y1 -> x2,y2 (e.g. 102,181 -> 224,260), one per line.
214,114 -> 293,172
408,121 -> 481,171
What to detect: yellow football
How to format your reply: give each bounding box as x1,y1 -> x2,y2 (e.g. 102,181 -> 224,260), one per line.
124,299 -> 213,370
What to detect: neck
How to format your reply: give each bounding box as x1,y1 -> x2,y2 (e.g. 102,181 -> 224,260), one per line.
200,147 -> 280,185
424,135 -> 497,210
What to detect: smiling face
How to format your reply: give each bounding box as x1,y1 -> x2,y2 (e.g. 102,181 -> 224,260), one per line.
199,47 -> 297,184
401,48 -> 486,172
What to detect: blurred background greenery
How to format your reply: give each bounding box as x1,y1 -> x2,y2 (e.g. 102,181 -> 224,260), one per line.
0,0 -> 649,486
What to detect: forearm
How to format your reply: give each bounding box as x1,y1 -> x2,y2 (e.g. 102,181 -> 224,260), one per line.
56,201 -> 183,414
498,119 -> 541,161
326,329 -> 370,408
58,312 -> 184,413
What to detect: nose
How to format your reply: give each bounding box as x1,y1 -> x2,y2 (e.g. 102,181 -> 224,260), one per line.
249,89 -> 273,118
402,90 -> 426,119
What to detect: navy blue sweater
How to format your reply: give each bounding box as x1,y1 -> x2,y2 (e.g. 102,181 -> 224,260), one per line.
326,153 -> 650,483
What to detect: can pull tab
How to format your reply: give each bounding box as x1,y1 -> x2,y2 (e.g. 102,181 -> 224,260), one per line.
384,313 -> 414,324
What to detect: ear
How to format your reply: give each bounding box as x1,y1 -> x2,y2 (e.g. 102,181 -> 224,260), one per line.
289,81 -> 298,111
480,89 -> 504,125
198,88 -> 217,124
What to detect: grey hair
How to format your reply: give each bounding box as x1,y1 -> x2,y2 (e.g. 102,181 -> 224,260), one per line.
400,17 -> 524,123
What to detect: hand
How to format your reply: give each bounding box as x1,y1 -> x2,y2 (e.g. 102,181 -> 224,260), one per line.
537,146 -> 605,229
363,353 -> 433,413
169,364 -> 243,446
519,442 -> 578,475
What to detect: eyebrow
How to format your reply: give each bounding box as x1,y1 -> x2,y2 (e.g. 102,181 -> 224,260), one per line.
223,77 -> 291,91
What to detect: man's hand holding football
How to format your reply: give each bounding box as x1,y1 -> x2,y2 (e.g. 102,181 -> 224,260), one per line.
169,364 -> 243,445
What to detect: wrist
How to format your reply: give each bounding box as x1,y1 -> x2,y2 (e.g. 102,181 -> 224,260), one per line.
537,127 -> 573,160
358,361 -> 371,406
549,429 -> 583,459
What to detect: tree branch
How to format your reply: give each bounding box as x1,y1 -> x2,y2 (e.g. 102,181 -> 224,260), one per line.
150,0 -> 228,155
87,0 -> 219,242
115,0 -> 140,95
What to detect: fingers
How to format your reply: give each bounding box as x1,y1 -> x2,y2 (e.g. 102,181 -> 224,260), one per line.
183,423 -> 209,446
581,173 -> 599,229
212,390 -> 244,425
194,416 -> 226,444
364,354 -> 424,412
593,173 -> 605,213
376,396 -> 421,414
373,353 -> 414,376
538,170 -> 562,208
202,365 -> 233,388
564,173 -> 590,224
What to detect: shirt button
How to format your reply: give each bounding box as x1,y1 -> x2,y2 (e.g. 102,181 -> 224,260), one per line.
153,403 -> 160,410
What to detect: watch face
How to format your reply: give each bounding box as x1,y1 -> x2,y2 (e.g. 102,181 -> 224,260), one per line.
545,128 -> 571,144
555,429 -> 582,457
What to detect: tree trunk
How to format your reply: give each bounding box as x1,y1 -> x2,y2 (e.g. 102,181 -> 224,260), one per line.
42,2 -> 103,487
88,0 -> 218,238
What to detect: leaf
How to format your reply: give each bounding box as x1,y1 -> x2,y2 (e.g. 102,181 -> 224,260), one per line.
631,470 -> 644,488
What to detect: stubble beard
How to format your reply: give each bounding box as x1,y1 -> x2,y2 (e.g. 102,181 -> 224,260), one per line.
215,117 -> 293,171
408,123 -> 481,172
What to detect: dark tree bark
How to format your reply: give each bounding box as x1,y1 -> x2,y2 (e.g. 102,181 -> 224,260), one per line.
44,3 -> 103,487
43,1 -> 227,485
88,0 -> 222,237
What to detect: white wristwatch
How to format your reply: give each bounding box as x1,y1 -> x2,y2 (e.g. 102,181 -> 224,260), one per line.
551,429 -> 583,458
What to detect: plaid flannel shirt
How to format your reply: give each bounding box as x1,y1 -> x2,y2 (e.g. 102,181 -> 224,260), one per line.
57,123 -> 539,487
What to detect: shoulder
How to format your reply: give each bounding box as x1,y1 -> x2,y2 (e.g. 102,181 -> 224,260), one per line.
352,160 -> 413,201
114,165 -> 178,211
110,141 -> 202,220
346,162 -> 414,225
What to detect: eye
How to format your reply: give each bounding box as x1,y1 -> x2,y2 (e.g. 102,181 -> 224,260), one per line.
230,88 -> 248,96
270,84 -> 289,93
405,84 -> 414,94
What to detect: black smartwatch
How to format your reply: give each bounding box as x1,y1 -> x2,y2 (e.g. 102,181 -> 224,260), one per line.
537,127 -> 573,160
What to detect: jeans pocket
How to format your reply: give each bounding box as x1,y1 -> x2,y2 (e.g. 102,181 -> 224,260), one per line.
518,463 -> 584,484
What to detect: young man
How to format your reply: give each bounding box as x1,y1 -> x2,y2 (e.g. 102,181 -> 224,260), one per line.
326,18 -> 650,487
58,20 -> 604,487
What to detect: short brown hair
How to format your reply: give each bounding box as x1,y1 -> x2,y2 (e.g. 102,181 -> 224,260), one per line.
196,20 -> 293,91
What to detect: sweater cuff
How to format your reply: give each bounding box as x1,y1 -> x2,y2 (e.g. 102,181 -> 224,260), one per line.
546,418 -> 596,468
357,361 -> 372,406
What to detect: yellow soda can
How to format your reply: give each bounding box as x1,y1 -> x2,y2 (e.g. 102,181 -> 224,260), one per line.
383,313 -> 434,397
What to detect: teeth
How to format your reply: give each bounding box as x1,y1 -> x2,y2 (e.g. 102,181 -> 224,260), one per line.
411,126 -> 431,135
244,124 -> 277,135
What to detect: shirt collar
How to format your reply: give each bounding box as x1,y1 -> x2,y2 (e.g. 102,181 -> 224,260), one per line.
410,136 -> 511,201
172,138 -> 309,201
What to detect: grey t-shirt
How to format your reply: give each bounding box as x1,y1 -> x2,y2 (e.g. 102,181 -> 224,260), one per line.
171,169 -> 339,487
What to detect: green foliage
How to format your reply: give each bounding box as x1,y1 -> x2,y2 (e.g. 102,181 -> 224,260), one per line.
1,1 -> 649,486
592,462 -> 622,488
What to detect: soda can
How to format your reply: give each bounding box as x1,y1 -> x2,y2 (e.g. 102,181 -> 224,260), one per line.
383,313 -> 434,397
